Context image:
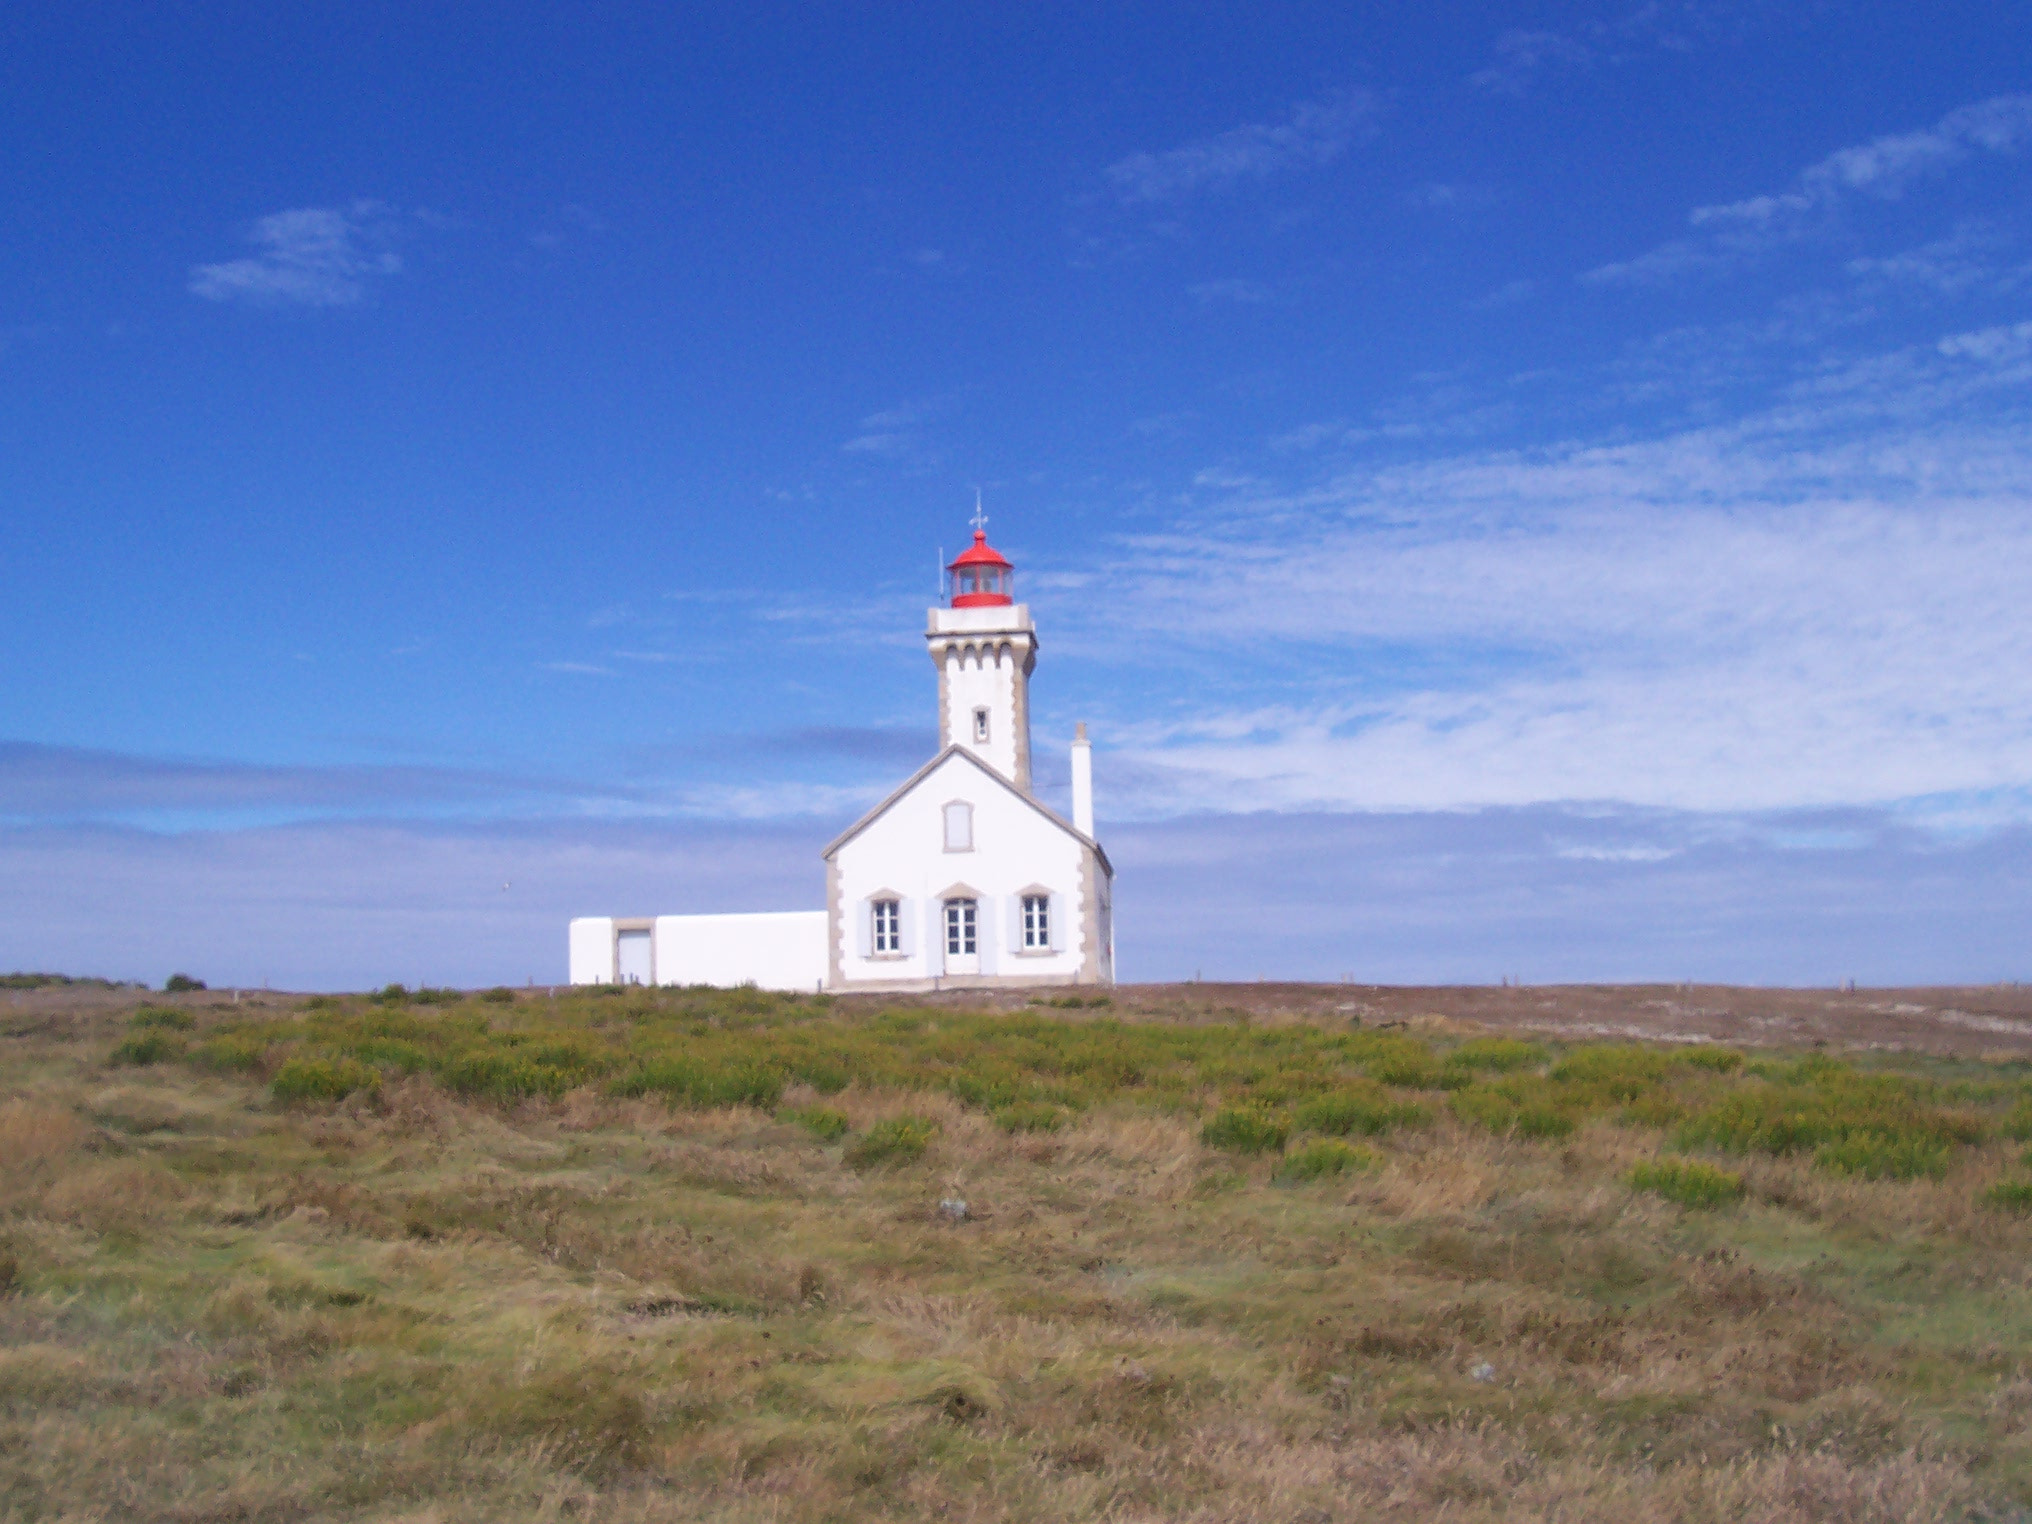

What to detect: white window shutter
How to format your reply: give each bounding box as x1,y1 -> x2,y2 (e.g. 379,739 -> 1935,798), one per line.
898,898 -> 916,957
1006,894 -> 1025,954
1050,893 -> 1064,954
855,898 -> 871,959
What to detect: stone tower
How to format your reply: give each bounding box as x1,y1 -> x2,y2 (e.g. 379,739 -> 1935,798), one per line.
927,522 -> 1035,792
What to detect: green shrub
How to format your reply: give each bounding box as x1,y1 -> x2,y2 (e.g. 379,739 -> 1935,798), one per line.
1274,1139 -> 1381,1182
1813,1132 -> 1951,1181
1364,1049 -> 1466,1090
845,1115 -> 939,1168
370,984 -> 411,1005
192,1034 -> 268,1073
610,1057 -> 783,1110
1621,1088 -> 1692,1128
1446,1037 -> 1544,1074
343,1037 -> 431,1074
130,1006 -> 194,1031
2,972 -> 130,990
437,1050 -> 574,1102
790,1058 -> 851,1094
994,1101 -> 1066,1133
1201,1104 -> 1291,1154
272,1056 -> 380,1104
786,1105 -> 850,1142
1674,1064 -> 1979,1171
163,973 -> 206,993
1983,1179 -> 2032,1212
520,1037 -> 612,1078
1552,1044 -> 1671,1101
1628,1157 -> 1743,1207
1674,1045 -> 1745,1073
110,1031 -> 183,1066
1294,1084 -> 1429,1137
2000,1101 -> 2032,1142
1451,1077 -> 1577,1139
410,986 -> 464,1005
478,987 -> 516,1004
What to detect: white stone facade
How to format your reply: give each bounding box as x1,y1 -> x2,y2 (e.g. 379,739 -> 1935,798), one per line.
568,528 -> 1114,992
823,747 -> 1112,992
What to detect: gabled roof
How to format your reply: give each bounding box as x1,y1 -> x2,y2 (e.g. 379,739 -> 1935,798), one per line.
821,744 -> 1112,875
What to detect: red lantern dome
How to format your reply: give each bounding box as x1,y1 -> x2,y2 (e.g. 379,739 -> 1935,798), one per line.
947,530 -> 1014,607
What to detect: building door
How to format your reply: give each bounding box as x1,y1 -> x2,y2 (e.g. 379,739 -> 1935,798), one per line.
616,928 -> 652,985
943,898 -> 979,977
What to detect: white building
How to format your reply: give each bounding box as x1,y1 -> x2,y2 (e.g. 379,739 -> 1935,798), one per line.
569,521 -> 1114,992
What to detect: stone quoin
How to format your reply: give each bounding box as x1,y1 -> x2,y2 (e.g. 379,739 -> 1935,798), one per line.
568,519 -> 1115,991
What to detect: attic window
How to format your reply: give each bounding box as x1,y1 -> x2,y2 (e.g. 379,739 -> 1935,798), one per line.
972,707 -> 990,743
943,801 -> 973,851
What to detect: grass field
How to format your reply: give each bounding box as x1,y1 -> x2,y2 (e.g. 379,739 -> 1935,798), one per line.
6,981 -> 2032,1521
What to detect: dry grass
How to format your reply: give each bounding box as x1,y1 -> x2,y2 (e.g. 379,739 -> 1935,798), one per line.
3,984 -> 2032,1521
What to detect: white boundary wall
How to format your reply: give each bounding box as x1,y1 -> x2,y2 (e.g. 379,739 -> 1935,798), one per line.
568,917 -> 617,985
567,912 -> 827,991
657,911 -> 827,991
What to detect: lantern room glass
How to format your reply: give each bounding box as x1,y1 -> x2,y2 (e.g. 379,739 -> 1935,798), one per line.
950,564 -> 1012,605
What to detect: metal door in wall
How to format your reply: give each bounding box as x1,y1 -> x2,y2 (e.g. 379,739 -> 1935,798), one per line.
942,898 -> 980,977
616,929 -> 653,985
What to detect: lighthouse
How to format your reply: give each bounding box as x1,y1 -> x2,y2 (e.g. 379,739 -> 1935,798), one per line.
569,511 -> 1114,991
931,526 -> 1036,790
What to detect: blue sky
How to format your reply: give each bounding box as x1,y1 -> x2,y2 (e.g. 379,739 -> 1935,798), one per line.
5,3 -> 2032,987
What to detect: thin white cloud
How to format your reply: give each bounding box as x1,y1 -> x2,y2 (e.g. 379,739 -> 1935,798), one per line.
1103,92 -> 1376,205
841,431 -> 912,456
1062,334 -> 2032,821
1470,27 -> 1596,94
1470,3 -> 1760,95
1408,182 -> 1498,212
190,201 -> 409,307
1693,96 -> 2032,229
610,649 -> 697,665
1938,319 -> 2032,363
1846,224 -> 2027,296
1555,843 -> 1679,863
538,661 -> 613,676
1470,278 -> 1537,311
839,400 -> 946,470
1588,95 -> 2032,285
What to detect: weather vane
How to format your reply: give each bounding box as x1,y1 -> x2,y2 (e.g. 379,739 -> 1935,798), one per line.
970,488 -> 988,534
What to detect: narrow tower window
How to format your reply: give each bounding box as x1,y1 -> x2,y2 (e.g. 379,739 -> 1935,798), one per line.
872,898 -> 900,955
945,898 -> 978,955
973,707 -> 990,743
943,801 -> 973,851
1022,894 -> 1050,950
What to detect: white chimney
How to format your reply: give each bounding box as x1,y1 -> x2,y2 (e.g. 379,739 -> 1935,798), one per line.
1070,722 -> 1094,839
